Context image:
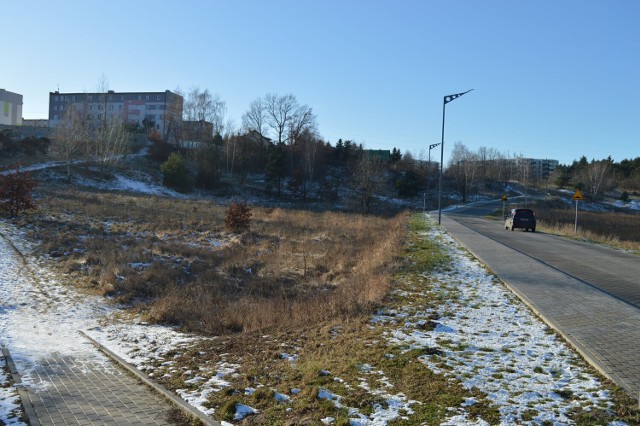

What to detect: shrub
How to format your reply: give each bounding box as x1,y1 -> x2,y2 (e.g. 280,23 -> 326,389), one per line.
225,199 -> 252,231
0,167 -> 37,216
160,152 -> 192,192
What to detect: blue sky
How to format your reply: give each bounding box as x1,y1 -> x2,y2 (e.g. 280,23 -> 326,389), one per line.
4,0 -> 639,166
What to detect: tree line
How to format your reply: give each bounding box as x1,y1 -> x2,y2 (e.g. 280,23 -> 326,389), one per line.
4,82 -> 640,210
444,141 -> 640,202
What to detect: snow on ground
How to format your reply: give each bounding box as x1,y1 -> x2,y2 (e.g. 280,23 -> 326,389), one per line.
73,171 -> 186,198
374,215 -> 625,425
0,220 -> 115,425
0,352 -> 23,425
608,199 -> 640,210
0,209 -> 630,425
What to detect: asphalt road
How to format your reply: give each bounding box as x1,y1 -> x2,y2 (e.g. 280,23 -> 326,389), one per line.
439,201 -> 640,394
446,203 -> 640,309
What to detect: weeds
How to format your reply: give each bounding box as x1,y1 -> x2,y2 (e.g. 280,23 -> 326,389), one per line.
18,186 -> 406,334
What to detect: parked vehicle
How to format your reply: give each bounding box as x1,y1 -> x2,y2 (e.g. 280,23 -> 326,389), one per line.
505,208 -> 536,232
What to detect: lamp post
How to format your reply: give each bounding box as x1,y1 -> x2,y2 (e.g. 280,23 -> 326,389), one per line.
438,89 -> 473,225
424,143 -> 441,212
428,143 -> 440,164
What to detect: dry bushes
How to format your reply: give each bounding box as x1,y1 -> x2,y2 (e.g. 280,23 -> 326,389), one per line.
23,186 -> 407,335
149,208 -> 407,334
533,204 -> 640,251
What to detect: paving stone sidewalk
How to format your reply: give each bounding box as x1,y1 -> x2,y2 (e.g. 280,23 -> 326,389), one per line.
6,348 -> 178,426
0,225 -> 217,425
441,215 -> 640,395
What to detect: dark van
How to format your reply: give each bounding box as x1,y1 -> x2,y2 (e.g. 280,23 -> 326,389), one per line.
505,208 -> 536,232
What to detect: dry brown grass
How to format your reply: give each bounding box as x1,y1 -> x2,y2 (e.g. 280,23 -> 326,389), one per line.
530,202 -> 640,253
18,184 -> 406,335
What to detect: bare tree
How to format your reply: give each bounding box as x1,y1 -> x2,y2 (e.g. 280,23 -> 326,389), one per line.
183,87 -> 227,141
264,93 -> 297,145
241,97 -> 268,140
51,104 -> 89,180
448,142 -> 478,202
585,159 -> 611,199
92,114 -> 130,166
297,129 -> 320,199
352,154 -> 385,213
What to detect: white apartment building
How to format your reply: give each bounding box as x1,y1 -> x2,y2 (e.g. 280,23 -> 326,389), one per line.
0,89 -> 23,126
514,158 -> 559,179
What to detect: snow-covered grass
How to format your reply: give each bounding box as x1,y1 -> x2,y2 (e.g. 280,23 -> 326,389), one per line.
376,218 -> 626,424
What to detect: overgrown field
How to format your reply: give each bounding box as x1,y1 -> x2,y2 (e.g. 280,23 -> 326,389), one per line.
16,185 -> 406,335
526,200 -> 640,253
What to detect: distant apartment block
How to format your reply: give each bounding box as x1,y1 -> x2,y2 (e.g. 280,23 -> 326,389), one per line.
48,90 -> 183,141
0,89 -> 23,126
514,158 -> 559,179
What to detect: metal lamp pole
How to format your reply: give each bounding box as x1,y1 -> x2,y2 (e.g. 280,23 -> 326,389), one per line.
438,89 -> 473,225
427,142 -> 440,209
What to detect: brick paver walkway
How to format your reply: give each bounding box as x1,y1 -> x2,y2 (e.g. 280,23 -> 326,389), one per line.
0,224 -> 207,425
26,354 -> 176,425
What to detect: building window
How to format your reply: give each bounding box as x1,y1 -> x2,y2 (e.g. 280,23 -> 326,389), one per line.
88,95 -> 93,101
54,106 -> 58,111
156,95 -> 161,101
138,95 -> 141,100
145,95 -> 150,101
54,96 -> 59,101
72,96 -> 76,101
120,95 -> 124,101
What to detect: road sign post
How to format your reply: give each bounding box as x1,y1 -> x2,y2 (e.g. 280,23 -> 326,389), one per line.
572,189 -> 584,233
501,194 -> 508,219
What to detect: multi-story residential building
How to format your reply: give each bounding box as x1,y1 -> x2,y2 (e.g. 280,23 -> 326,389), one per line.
48,90 -> 183,141
514,158 -> 559,179
0,89 -> 23,126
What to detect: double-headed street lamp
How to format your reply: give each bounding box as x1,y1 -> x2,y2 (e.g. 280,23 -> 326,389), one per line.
437,89 -> 473,225
428,143 -> 440,164
425,143 -> 441,208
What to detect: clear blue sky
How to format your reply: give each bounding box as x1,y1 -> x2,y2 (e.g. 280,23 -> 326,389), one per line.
4,0 -> 639,166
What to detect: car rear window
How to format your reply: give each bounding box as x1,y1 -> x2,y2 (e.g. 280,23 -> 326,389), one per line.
515,209 -> 534,217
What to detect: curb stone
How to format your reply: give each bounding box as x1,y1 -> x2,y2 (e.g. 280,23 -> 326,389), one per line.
2,345 -> 41,426
79,331 -> 221,426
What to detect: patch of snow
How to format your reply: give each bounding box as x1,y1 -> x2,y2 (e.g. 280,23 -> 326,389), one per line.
234,403 -> 258,420
0,354 -> 26,426
377,214 -> 623,424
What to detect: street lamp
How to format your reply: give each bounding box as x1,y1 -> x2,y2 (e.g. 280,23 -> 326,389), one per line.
425,143 -> 441,209
428,143 -> 440,164
438,89 -> 473,225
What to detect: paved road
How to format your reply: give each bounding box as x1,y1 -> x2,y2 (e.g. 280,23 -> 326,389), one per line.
440,209 -> 640,394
